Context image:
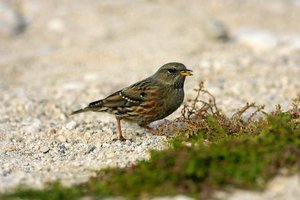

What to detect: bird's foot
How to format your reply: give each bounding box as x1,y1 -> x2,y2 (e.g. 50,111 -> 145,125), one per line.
119,135 -> 126,141
112,136 -> 127,141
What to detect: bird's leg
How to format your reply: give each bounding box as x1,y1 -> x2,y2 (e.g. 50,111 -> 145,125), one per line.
116,117 -> 126,141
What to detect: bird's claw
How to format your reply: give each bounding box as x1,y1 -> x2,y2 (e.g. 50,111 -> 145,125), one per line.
112,136 -> 127,141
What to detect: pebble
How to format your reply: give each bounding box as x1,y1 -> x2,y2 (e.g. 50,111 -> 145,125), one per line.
58,144 -> 67,154
202,16 -> 229,41
0,0 -> 27,36
215,175 -> 300,200
40,146 -> 50,154
236,28 -> 279,52
47,18 -> 65,32
294,0 -> 300,6
56,135 -> 67,143
85,145 -> 96,154
47,128 -> 57,135
66,121 -> 77,130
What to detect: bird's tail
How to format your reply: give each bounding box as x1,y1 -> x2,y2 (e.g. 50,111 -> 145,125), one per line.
70,99 -> 104,115
70,107 -> 91,115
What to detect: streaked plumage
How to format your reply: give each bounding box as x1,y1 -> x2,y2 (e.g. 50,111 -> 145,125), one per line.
71,62 -> 192,140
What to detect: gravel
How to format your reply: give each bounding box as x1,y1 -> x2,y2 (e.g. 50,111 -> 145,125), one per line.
0,0 -> 300,198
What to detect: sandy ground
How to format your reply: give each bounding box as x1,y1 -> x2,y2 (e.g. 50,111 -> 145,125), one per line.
0,0 -> 300,199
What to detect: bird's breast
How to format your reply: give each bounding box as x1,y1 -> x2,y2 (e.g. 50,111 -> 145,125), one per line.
163,88 -> 184,115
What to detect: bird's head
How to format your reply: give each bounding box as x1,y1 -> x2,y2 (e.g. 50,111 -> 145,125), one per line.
153,62 -> 192,88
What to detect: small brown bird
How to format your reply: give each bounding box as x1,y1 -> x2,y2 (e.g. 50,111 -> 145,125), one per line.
71,62 -> 192,140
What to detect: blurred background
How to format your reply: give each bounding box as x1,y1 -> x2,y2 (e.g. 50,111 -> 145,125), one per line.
1,0 -> 300,106
1,0 -> 300,115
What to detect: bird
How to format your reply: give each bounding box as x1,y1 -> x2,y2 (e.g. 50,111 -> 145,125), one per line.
71,62 -> 192,140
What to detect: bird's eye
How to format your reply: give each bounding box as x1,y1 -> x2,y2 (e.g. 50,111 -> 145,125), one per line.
140,92 -> 147,98
167,68 -> 176,74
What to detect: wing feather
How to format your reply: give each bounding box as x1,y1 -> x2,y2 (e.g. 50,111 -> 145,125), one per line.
88,78 -> 160,109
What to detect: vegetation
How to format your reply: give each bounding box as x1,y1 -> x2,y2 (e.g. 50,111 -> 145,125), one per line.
2,83 -> 300,200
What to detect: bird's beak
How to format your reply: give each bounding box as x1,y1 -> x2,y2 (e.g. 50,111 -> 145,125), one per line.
180,69 -> 193,76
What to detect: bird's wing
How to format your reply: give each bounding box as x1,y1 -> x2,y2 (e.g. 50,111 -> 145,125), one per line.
89,78 -> 160,109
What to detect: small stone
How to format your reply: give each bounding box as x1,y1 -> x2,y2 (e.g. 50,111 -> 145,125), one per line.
236,28 -> 279,52
0,1 -> 27,36
58,144 -> 67,154
56,135 -> 66,143
47,18 -> 65,32
40,146 -> 50,154
66,121 -> 77,130
48,128 -> 57,135
202,16 -> 229,41
135,137 -> 142,144
107,152 -> 115,159
102,143 -> 110,148
85,145 -> 96,154
83,73 -> 99,81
